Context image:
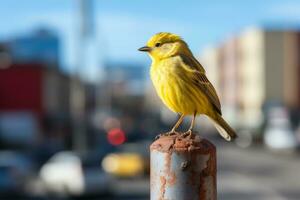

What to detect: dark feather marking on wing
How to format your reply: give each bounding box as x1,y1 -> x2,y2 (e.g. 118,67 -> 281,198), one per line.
179,54 -> 222,115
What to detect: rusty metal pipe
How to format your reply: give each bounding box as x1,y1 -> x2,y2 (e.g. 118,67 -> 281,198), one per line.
150,133 -> 216,200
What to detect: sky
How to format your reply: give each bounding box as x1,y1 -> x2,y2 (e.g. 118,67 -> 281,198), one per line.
0,0 -> 300,79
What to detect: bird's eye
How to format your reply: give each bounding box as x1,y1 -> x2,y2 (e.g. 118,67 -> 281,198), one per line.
155,43 -> 161,47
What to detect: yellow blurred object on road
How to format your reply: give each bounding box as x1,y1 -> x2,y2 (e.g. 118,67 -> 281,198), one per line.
102,153 -> 144,177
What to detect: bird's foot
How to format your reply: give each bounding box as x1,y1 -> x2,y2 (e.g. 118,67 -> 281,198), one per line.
154,130 -> 177,140
182,130 -> 193,138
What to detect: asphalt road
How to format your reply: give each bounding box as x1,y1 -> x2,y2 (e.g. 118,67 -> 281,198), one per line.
218,142 -> 300,200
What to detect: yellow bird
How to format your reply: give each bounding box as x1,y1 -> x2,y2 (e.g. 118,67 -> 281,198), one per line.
138,32 -> 237,141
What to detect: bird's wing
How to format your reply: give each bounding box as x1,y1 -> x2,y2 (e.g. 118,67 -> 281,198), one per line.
179,54 -> 222,115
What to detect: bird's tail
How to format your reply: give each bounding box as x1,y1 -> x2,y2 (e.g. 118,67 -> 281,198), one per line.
210,114 -> 237,141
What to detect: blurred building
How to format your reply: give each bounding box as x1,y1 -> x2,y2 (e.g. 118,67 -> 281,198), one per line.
7,28 -> 60,67
103,62 -> 147,96
239,27 -> 300,128
0,27 -> 99,151
0,43 -> 12,69
0,63 -> 71,147
0,63 -> 70,115
98,62 -> 147,115
237,28 -> 265,128
200,26 -> 300,129
220,38 -> 240,126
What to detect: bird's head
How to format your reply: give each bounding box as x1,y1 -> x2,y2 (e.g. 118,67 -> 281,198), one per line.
138,32 -> 190,60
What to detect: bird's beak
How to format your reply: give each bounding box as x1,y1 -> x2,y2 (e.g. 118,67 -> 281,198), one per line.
138,46 -> 151,52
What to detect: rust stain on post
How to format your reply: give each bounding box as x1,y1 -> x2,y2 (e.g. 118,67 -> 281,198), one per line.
159,176 -> 166,200
150,132 -> 216,200
165,152 -> 177,186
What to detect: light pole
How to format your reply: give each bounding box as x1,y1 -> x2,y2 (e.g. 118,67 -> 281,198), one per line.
70,0 -> 94,152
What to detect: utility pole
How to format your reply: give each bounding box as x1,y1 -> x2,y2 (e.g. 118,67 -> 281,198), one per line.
70,0 -> 94,152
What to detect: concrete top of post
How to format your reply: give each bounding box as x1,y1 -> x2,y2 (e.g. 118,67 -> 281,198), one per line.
150,132 -> 216,154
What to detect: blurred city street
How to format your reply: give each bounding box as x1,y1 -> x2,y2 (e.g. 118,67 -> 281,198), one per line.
1,0 -> 300,199
218,143 -> 300,200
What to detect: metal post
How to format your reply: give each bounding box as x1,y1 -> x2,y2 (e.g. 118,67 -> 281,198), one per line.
150,132 -> 216,200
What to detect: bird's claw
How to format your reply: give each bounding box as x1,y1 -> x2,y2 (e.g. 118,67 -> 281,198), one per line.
183,130 -> 193,138
167,131 -> 177,136
154,131 -> 177,140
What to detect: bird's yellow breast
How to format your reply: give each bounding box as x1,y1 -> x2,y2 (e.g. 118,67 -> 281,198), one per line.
150,57 -> 211,115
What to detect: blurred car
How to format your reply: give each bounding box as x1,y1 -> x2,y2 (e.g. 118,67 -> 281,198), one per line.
0,112 -> 39,147
102,153 -> 144,177
39,151 -> 110,197
39,152 -> 84,195
0,151 -> 34,196
101,141 -> 150,178
264,107 -> 297,151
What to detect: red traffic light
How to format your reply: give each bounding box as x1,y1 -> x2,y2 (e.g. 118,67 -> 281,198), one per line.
107,128 -> 126,146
